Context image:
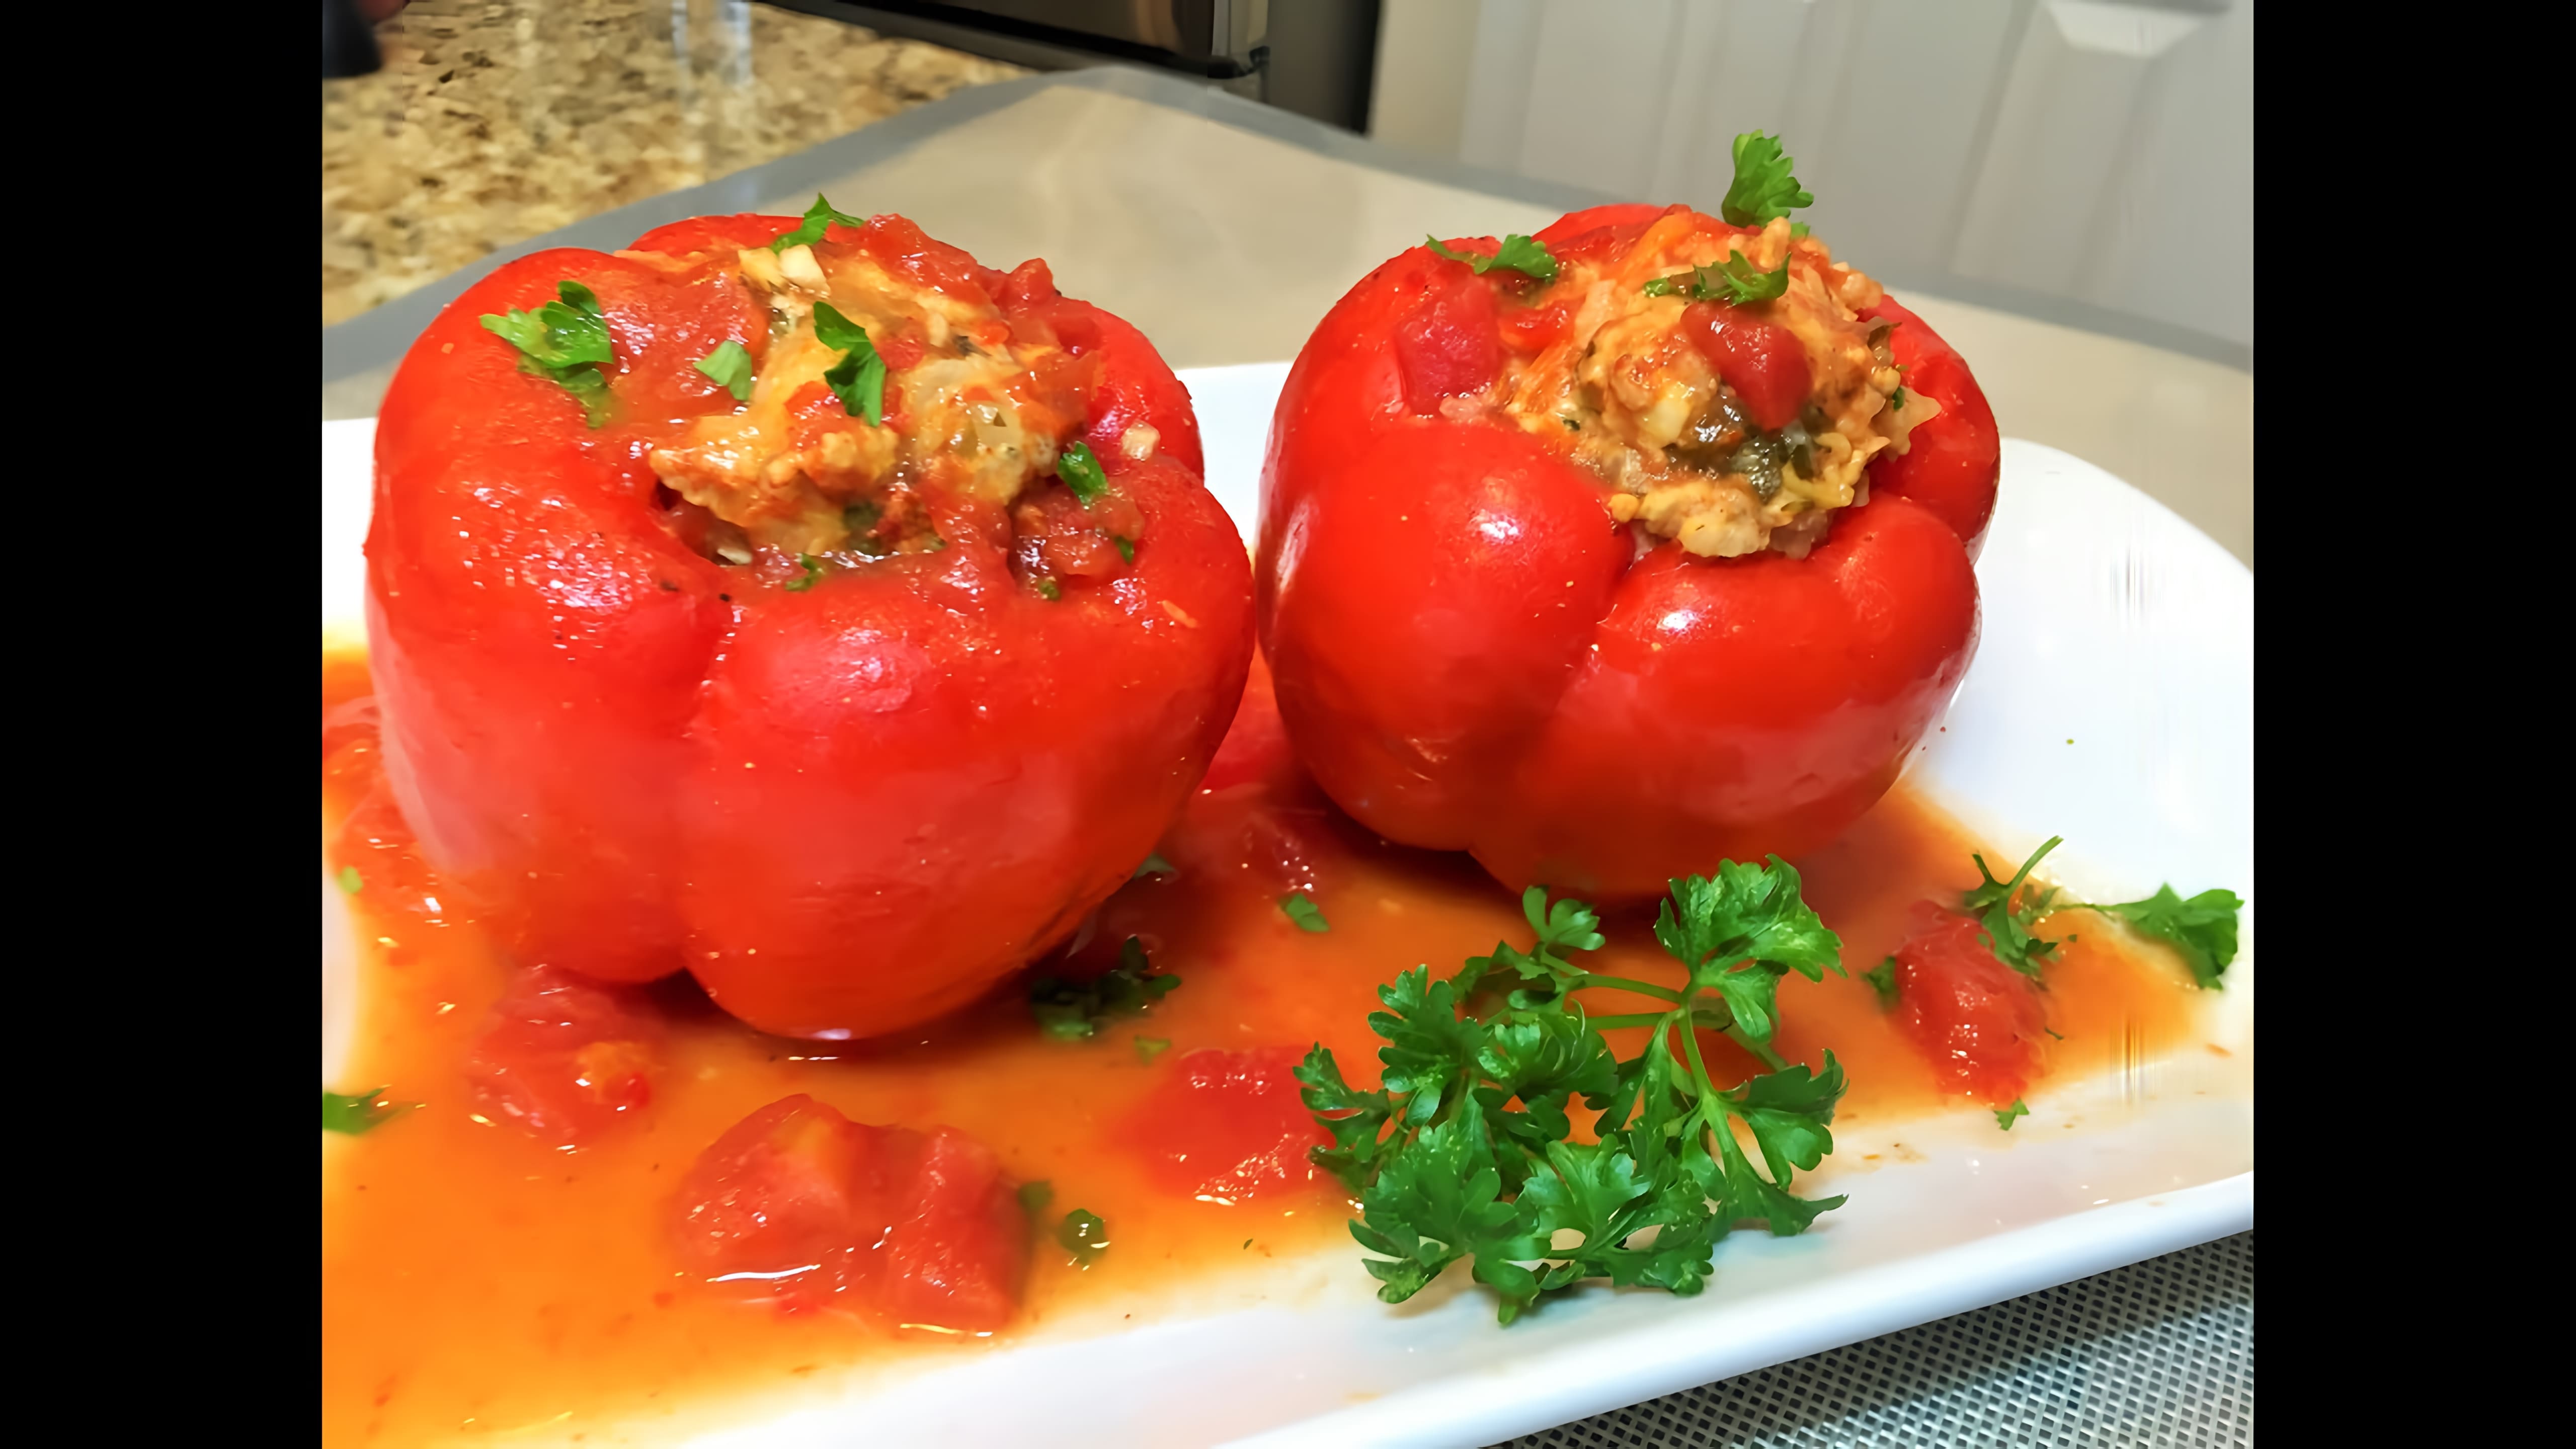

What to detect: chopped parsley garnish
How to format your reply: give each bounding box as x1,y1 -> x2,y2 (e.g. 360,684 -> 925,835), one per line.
1640,251 -> 1789,305
337,866 -> 363,895
1056,1208 -> 1109,1266
1964,837 -> 2066,981
2077,885 -> 2246,990
1297,862 -> 1849,1325
1133,853 -> 1177,880
1113,536 -> 1136,564
771,193 -> 866,253
1058,440 -> 1108,503
1863,956 -> 1898,1009
1425,233 -> 1560,284
1035,578 -> 1063,602
812,303 -> 886,425
693,340 -> 756,401
1994,1099 -> 2029,1131
783,554 -> 825,592
1017,1180 -> 1054,1217
1029,936 -> 1180,1040
322,1086 -> 412,1136
478,280 -> 616,427
1134,1036 -> 1171,1064
1889,386 -> 1907,411
1966,837 -> 2245,990
1975,847 -> 2231,1021
1278,893 -> 1329,933
1722,131 -> 1814,227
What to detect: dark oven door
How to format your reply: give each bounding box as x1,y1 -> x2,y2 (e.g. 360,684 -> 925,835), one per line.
925,1 -> 1266,67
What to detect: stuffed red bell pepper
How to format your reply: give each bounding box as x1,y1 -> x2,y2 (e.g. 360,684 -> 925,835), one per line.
367,199 -> 1253,1040
1257,136 -> 2000,901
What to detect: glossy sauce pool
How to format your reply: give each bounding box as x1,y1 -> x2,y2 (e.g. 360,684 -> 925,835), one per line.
321,649 -> 2203,1446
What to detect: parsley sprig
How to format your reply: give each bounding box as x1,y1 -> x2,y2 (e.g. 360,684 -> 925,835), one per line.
812,302 -> 887,425
1965,837 -> 2066,980
1030,936 -> 1180,1040
2076,885 -> 2245,989
1640,251 -> 1790,305
1297,861 -> 1850,1325
478,280 -> 616,427
1425,233 -> 1560,284
1964,837 -> 2246,990
1721,131 -> 1814,227
771,193 -> 866,253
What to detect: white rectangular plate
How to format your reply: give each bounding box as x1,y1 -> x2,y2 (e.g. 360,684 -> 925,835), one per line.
323,362 -> 2251,1448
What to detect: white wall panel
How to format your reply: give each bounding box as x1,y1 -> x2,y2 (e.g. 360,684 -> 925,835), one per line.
1373,0 -> 2253,352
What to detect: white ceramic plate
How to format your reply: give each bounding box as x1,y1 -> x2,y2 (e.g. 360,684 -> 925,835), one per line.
321,363 -> 2252,1447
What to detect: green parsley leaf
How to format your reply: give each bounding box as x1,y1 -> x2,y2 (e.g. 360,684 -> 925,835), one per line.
1964,837 -> 2065,981
1295,1043 -> 1398,1191
337,866 -> 363,895
479,280 -> 617,427
1056,1208 -> 1109,1267
694,340 -> 756,401
1058,440 -> 1108,503
1790,221 -> 1810,240
1035,578 -> 1062,602
1995,1099 -> 2030,1131
1308,866 -> 1847,1325
1113,535 -> 1137,564
1029,936 -> 1180,1040
2081,885 -> 2245,989
1134,1035 -> 1171,1064
1017,1180 -> 1054,1217
1655,858 -> 1843,985
1279,892 -> 1330,933
479,280 -> 611,371
1641,252 -> 1790,306
1888,386 -> 1907,411
771,193 -> 866,253
1424,233 -> 1560,284
323,1086 -> 412,1136
782,554 -> 824,592
1863,955 -> 1899,1009
1722,131 -> 1814,227
1133,853 -> 1177,880
812,302 -> 886,425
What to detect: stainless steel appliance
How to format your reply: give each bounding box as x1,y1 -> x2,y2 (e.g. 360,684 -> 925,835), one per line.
768,1 -> 1381,131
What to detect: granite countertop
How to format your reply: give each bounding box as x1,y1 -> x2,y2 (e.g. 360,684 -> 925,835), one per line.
321,0 -> 1025,327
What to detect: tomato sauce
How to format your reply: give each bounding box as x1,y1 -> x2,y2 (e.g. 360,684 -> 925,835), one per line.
320,649 -> 2199,1446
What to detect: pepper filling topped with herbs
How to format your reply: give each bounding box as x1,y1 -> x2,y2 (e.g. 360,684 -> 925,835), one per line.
1439,136 -> 1938,559
649,225 -> 1098,566
471,198 -> 1154,598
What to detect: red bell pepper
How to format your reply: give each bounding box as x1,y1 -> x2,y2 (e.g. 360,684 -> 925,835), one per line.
367,207 -> 1253,1039
1257,200 -> 2000,901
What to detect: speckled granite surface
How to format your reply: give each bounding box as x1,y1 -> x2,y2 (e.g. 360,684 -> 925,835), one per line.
321,0 -> 1025,326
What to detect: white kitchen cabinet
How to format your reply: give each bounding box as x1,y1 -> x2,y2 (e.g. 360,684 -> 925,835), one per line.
1370,0 -> 2253,359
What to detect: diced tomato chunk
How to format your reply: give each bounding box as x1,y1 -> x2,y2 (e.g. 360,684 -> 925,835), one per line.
1124,1047 -> 1331,1203
672,1095 -> 883,1311
1395,271 -> 1504,415
673,1094 -> 1029,1332
1680,301 -> 1813,433
462,965 -> 663,1147
877,1129 -> 1029,1332
1887,901 -> 2047,1102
